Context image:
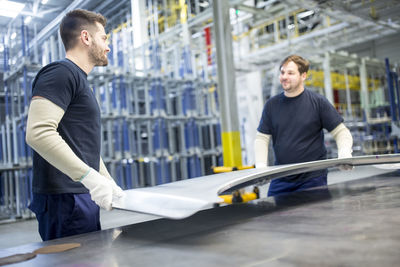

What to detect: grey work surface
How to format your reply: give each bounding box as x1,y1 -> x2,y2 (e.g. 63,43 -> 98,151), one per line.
1,171 -> 400,266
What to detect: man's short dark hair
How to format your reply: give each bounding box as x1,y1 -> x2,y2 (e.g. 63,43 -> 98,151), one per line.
280,55 -> 310,74
60,9 -> 106,51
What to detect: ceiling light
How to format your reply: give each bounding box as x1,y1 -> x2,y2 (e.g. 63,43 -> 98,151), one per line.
24,16 -> 32,24
0,0 -> 25,18
41,0 -> 49,4
198,1 -> 209,8
0,44 -> 4,53
10,32 -> 17,40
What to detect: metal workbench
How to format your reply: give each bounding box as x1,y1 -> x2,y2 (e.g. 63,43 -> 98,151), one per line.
1,171 -> 400,266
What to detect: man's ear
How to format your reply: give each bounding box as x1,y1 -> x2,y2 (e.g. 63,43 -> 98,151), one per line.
80,30 -> 90,46
301,72 -> 307,81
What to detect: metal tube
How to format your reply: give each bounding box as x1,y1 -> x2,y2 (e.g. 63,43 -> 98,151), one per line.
344,69 -> 353,120
33,23 -> 39,63
212,0 -> 242,167
12,119 -> 18,165
14,170 -> 20,217
49,35 -> 57,62
360,58 -> 370,119
393,72 -> 400,122
385,58 -> 397,152
323,52 -> 334,104
1,125 -> 6,164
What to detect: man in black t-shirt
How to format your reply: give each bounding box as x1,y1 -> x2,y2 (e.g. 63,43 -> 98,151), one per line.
26,9 -> 124,241
254,55 -> 353,197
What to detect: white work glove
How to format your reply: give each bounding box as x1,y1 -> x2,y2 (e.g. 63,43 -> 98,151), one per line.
107,176 -> 125,198
81,168 -> 124,211
338,149 -> 353,171
254,132 -> 270,170
255,162 -> 267,169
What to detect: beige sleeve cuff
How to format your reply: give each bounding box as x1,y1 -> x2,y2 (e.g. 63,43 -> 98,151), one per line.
330,123 -> 353,158
26,98 -> 90,181
254,131 -> 271,168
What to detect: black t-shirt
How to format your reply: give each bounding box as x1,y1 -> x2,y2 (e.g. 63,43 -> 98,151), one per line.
31,59 -> 101,194
257,89 -> 343,181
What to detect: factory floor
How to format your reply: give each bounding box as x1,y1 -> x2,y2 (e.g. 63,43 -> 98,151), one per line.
0,165 -> 394,250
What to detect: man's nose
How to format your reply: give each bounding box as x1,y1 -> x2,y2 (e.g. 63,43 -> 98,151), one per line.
106,45 -> 111,53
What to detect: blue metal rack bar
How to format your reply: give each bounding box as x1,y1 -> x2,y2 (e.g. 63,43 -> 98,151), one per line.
14,170 -> 21,217
21,17 -> 29,113
117,31 -> 124,68
187,155 -> 201,178
114,119 -> 121,159
17,122 -> 26,163
106,120 -> 114,159
385,58 -> 397,121
108,40 -> 114,66
112,76 -> 119,114
12,119 -> 18,165
155,158 -> 162,185
123,160 -> 132,189
119,76 -> 128,114
122,120 -> 130,158
385,58 -> 398,153
394,72 -> 400,122
115,162 -> 123,188
131,160 -> 139,188
0,130 -> 3,163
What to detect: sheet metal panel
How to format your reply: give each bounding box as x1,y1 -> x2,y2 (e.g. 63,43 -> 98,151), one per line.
113,154 -> 400,219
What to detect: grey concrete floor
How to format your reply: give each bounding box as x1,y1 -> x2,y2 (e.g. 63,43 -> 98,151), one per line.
0,165 -> 394,249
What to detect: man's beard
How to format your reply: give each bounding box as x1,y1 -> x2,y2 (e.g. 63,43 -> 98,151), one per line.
89,42 -> 108,66
282,80 -> 301,92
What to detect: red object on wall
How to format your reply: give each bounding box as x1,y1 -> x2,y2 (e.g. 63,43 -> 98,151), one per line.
204,27 -> 212,66
333,89 -> 340,111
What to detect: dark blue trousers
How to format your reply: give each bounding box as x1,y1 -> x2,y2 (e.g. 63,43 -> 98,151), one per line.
268,175 -> 328,197
29,193 -> 100,241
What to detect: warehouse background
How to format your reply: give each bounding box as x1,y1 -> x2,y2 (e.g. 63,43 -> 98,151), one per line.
0,0 -> 400,223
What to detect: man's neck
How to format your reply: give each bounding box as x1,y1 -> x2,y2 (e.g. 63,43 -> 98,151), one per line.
284,86 -> 305,98
65,52 -> 93,74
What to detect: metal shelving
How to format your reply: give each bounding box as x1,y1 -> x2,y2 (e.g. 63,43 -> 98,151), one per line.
0,4 -> 223,220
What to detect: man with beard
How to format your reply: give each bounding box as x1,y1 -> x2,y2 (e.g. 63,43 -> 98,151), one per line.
26,9 -> 124,241
254,55 -> 353,197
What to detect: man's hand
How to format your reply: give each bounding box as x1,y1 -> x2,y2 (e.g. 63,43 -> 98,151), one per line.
338,150 -> 353,171
254,132 -> 271,169
255,162 -> 267,169
107,176 -> 125,199
339,164 -> 354,171
80,168 -> 124,210
330,123 -> 353,171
